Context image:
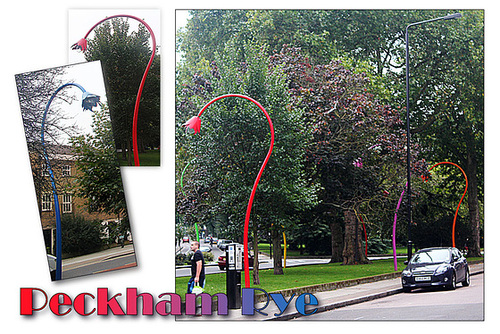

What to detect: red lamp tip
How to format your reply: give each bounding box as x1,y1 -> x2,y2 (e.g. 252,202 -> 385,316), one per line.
183,116 -> 201,135
71,38 -> 88,52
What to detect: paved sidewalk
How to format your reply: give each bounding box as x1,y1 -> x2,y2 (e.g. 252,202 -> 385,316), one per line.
176,262 -> 483,321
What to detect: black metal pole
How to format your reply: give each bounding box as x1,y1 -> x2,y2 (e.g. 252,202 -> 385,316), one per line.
404,12 -> 461,262
405,26 -> 413,263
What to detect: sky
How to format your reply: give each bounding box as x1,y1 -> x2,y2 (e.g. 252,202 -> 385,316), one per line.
55,61 -> 108,144
176,9 -> 189,31
175,10 -> 190,63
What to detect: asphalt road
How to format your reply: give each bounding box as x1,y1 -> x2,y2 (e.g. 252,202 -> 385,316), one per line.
295,272 -> 484,321
62,252 -> 137,280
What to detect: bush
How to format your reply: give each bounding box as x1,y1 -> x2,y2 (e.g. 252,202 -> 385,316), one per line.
176,251 -> 214,265
176,253 -> 188,265
203,252 -> 214,262
61,215 -> 103,257
366,237 -> 391,255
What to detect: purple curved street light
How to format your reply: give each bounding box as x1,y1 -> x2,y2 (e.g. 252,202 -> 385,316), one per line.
183,94 -> 274,288
72,14 -> 157,166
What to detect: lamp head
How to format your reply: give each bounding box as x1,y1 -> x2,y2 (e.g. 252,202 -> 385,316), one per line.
81,92 -> 100,111
443,13 -> 462,20
71,38 -> 88,52
183,116 -> 201,135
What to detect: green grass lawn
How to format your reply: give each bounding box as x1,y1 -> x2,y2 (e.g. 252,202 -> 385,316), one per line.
117,150 -> 160,166
257,243 -> 413,257
176,258 -> 407,297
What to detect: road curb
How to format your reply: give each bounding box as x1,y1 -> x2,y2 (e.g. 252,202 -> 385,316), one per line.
268,288 -> 403,321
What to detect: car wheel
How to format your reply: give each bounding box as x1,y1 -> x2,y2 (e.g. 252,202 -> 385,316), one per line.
219,266 -> 224,271
462,269 -> 471,287
448,272 -> 456,290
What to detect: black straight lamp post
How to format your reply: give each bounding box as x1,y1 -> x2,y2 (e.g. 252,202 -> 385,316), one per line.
405,12 -> 462,262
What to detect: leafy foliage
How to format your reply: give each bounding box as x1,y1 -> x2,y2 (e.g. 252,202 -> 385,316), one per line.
176,9 -> 484,260
61,215 -> 102,256
70,105 -> 127,218
177,40 -> 319,233
85,18 -> 160,163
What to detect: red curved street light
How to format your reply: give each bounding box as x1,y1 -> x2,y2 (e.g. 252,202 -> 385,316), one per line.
183,94 -> 275,288
72,14 -> 157,166
422,162 -> 468,248
392,162 -> 468,270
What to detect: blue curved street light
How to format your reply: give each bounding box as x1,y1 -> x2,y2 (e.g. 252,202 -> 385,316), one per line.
41,83 -> 100,280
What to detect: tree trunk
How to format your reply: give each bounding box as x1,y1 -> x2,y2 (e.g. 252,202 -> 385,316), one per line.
121,143 -> 127,160
127,140 -> 133,166
271,228 -> 283,275
466,148 -> 482,257
342,210 -> 370,265
328,212 -> 344,263
252,222 -> 260,285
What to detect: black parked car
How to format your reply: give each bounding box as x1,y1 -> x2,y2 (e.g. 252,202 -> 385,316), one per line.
401,247 -> 470,292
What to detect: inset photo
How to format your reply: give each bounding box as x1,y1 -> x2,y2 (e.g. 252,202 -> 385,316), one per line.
69,9 -> 161,167
15,61 -> 137,281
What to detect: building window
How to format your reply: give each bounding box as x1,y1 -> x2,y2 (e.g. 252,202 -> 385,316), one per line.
62,194 -> 72,213
42,165 -> 50,177
42,192 -> 52,211
62,165 -> 71,176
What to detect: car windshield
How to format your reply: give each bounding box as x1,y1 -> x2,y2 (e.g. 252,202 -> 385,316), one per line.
410,249 -> 450,264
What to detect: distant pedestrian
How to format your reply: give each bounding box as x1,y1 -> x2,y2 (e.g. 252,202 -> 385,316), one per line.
187,241 -> 205,293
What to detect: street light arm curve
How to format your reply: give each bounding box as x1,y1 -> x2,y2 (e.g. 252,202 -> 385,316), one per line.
406,13 -> 462,31
72,14 -> 157,166
184,94 -> 275,288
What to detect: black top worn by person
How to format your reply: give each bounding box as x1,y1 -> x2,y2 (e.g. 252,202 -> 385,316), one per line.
190,249 -> 205,281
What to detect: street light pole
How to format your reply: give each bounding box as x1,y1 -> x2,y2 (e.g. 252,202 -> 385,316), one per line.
405,12 -> 461,262
41,83 -> 100,280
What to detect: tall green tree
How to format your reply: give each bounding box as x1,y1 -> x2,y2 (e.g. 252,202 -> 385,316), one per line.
272,46 -> 426,264
85,17 -> 160,165
70,104 -> 129,233
177,40 -> 318,277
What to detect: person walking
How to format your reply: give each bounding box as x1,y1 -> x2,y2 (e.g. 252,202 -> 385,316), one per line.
187,240 -> 205,293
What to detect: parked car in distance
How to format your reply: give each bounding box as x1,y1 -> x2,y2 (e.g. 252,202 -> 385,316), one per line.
182,236 -> 189,243
218,254 -> 254,271
218,239 -> 233,251
401,247 -> 470,292
47,254 -> 56,281
211,237 -> 218,245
